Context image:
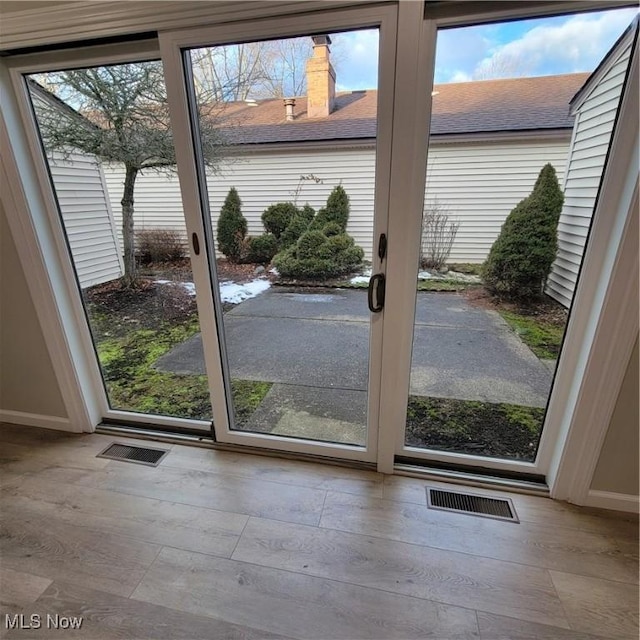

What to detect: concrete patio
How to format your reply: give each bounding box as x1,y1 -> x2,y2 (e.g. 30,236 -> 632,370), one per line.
154,288 -> 553,444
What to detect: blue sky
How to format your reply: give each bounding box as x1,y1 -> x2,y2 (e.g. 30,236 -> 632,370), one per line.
333,7 -> 637,90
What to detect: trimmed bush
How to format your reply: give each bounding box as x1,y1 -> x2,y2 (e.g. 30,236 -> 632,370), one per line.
262,202 -> 298,239
248,233 -> 278,264
482,163 -> 564,300
296,230 -> 327,259
279,210 -> 313,249
311,185 -> 349,231
217,187 -> 248,262
273,186 -> 363,280
299,204 -> 316,224
136,228 -> 185,264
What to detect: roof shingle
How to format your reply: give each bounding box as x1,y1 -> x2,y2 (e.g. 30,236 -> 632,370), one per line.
216,73 -> 589,145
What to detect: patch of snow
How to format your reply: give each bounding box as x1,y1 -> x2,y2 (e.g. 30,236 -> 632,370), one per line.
350,268 -> 372,285
155,278 -> 270,303
417,270 -> 481,283
219,278 -> 271,304
269,267 -> 280,276
182,282 -> 196,296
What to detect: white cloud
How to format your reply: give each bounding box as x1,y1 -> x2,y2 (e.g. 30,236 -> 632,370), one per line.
473,9 -> 637,79
331,29 -> 379,90
449,70 -> 472,83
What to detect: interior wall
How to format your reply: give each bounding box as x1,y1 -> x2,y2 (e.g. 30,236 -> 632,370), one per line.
0,200 -> 67,418
591,336 -> 639,496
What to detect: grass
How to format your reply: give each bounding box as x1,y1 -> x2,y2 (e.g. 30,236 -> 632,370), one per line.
498,310 -> 565,360
337,279 -> 480,292
93,313 -> 270,423
406,396 -> 545,461
446,263 -> 483,275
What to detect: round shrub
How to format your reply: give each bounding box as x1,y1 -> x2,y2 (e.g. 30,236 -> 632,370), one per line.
322,222 -> 342,237
280,214 -> 311,249
482,163 -> 563,300
262,202 -> 298,239
299,204 -> 316,224
296,230 -> 327,259
311,185 -> 349,231
248,233 -> 278,263
216,187 -> 247,262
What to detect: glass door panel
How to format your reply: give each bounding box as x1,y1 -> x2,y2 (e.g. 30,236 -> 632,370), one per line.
25,60 -> 215,430
400,9 -> 637,468
181,28 -> 383,451
160,7 -> 396,459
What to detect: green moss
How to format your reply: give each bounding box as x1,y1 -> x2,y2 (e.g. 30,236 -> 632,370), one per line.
417,280 -> 479,292
231,379 -> 272,423
447,263 -> 483,275
92,312 -> 270,423
498,310 -> 564,360
405,396 -> 545,461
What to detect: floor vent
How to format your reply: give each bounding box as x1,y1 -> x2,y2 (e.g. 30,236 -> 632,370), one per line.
426,487 -> 519,523
97,443 -> 169,467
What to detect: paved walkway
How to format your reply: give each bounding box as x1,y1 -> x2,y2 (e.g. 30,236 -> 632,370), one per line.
155,288 -> 553,443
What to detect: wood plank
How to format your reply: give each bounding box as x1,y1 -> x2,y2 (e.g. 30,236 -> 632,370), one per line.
131,546 -> 480,639
163,446 -> 383,497
477,611 -> 609,640
1,476 -> 248,558
231,516 -> 569,627
2,582 -> 290,640
28,462 -> 327,526
0,569 -> 52,608
319,491 -> 638,584
550,571 -> 640,639
382,477 -> 639,539
0,504 -> 161,597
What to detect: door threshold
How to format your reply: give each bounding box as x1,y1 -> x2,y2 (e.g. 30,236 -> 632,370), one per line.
394,463 -> 549,497
96,423 -> 378,472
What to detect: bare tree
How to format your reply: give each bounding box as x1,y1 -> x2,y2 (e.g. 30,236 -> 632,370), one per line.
191,43 -> 268,102
30,62 -> 225,286
190,36 -> 315,102
420,198 -> 460,271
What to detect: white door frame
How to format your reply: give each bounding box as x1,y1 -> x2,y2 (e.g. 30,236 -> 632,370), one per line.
4,41 -> 214,433
158,4 -> 398,461
377,1 -> 639,483
0,0 -> 636,503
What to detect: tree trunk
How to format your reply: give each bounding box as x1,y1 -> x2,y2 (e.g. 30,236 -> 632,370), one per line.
121,164 -> 138,287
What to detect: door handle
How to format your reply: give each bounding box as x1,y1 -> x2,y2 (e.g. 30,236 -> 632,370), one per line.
368,273 -> 385,313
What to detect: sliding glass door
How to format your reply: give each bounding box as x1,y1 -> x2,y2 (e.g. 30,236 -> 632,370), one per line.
381,2 -> 638,477
159,5 -> 397,460
9,1 -> 635,478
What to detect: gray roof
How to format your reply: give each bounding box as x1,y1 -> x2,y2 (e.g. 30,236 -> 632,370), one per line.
217,73 -> 590,146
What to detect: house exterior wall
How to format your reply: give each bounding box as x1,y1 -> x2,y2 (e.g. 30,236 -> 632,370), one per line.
48,150 -> 123,288
546,39 -> 633,308
104,138 -> 569,264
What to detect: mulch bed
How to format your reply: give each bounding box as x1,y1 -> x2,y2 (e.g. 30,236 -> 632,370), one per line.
464,286 -> 568,328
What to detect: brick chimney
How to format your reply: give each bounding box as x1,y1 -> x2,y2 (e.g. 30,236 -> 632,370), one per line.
306,35 -> 335,119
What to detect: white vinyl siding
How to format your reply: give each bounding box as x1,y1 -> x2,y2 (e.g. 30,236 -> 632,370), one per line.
104,139 -> 569,263
424,140 -> 569,263
48,151 -> 123,288
546,39 -> 632,307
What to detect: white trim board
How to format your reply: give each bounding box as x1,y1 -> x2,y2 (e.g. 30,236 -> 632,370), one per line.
0,410 -> 72,432
584,490 -> 640,514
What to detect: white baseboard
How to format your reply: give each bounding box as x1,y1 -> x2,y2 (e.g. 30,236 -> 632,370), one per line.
0,409 -> 77,432
584,489 -> 640,514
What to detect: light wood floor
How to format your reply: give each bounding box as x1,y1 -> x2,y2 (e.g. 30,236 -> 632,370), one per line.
0,423 -> 638,640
